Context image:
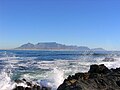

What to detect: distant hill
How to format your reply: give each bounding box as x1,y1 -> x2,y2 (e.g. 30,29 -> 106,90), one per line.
15,42 -> 105,51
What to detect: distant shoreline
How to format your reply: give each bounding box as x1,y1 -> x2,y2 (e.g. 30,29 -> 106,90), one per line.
0,49 -> 119,52
0,49 -> 92,51
0,49 -> 118,52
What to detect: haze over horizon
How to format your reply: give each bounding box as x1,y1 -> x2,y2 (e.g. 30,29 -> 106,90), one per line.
0,0 -> 120,50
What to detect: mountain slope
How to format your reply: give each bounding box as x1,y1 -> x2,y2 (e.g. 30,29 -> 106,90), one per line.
16,42 -> 90,51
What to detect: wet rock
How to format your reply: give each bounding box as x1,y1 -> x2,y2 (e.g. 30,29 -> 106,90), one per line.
26,81 -> 32,87
13,78 -> 52,90
13,86 -> 24,90
25,87 -> 32,90
116,81 -> 120,87
14,79 -> 24,84
102,57 -> 116,62
57,64 -> 120,90
32,84 -> 41,90
88,64 -> 111,74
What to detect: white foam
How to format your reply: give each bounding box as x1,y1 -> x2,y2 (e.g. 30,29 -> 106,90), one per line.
1,51 -> 120,90
100,57 -> 120,69
40,80 -> 52,88
16,83 -> 28,87
0,52 -> 17,90
0,70 -> 15,90
51,68 -> 64,89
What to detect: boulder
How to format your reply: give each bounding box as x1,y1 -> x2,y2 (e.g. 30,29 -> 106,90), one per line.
102,57 -> 116,62
88,64 -> 111,74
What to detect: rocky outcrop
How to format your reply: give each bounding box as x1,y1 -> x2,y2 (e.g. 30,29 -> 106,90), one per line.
57,64 -> 120,90
13,79 -> 51,90
102,57 -> 116,62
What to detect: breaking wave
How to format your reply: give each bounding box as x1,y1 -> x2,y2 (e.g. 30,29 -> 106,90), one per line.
0,50 -> 120,90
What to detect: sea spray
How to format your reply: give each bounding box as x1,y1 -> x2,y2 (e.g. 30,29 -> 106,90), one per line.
0,50 -> 120,90
0,65 -> 15,90
100,57 -> 120,69
0,51 -> 16,90
50,67 -> 64,89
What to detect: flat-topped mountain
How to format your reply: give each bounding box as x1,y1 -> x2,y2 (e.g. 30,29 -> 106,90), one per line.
15,42 -> 105,51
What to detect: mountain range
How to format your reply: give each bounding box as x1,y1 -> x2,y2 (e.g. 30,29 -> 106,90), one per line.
15,42 -> 106,51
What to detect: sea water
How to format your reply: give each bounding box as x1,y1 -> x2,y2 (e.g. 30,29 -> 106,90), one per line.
0,50 -> 120,90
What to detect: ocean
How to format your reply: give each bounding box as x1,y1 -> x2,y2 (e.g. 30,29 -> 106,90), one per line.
0,50 -> 120,90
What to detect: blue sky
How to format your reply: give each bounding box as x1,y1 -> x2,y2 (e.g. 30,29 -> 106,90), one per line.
0,0 -> 120,50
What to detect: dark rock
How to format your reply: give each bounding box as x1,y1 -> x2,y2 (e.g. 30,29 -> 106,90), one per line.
102,57 -> 116,62
22,78 -> 27,82
33,84 -> 41,90
15,86 -> 24,90
57,64 -> 120,90
88,64 -> 111,74
116,81 -> 120,87
14,79 -> 24,84
25,87 -> 32,90
13,79 -> 52,90
26,81 -> 32,86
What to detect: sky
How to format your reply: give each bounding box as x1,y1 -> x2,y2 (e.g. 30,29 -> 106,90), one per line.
0,0 -> 120,50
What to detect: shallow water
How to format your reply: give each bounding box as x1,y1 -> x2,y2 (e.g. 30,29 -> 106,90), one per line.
0,50 -> 120,90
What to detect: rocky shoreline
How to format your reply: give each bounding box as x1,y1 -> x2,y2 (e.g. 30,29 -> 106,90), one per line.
13,79 -> 52,90
13,64 -> 120,90
57,64 -> 120,90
